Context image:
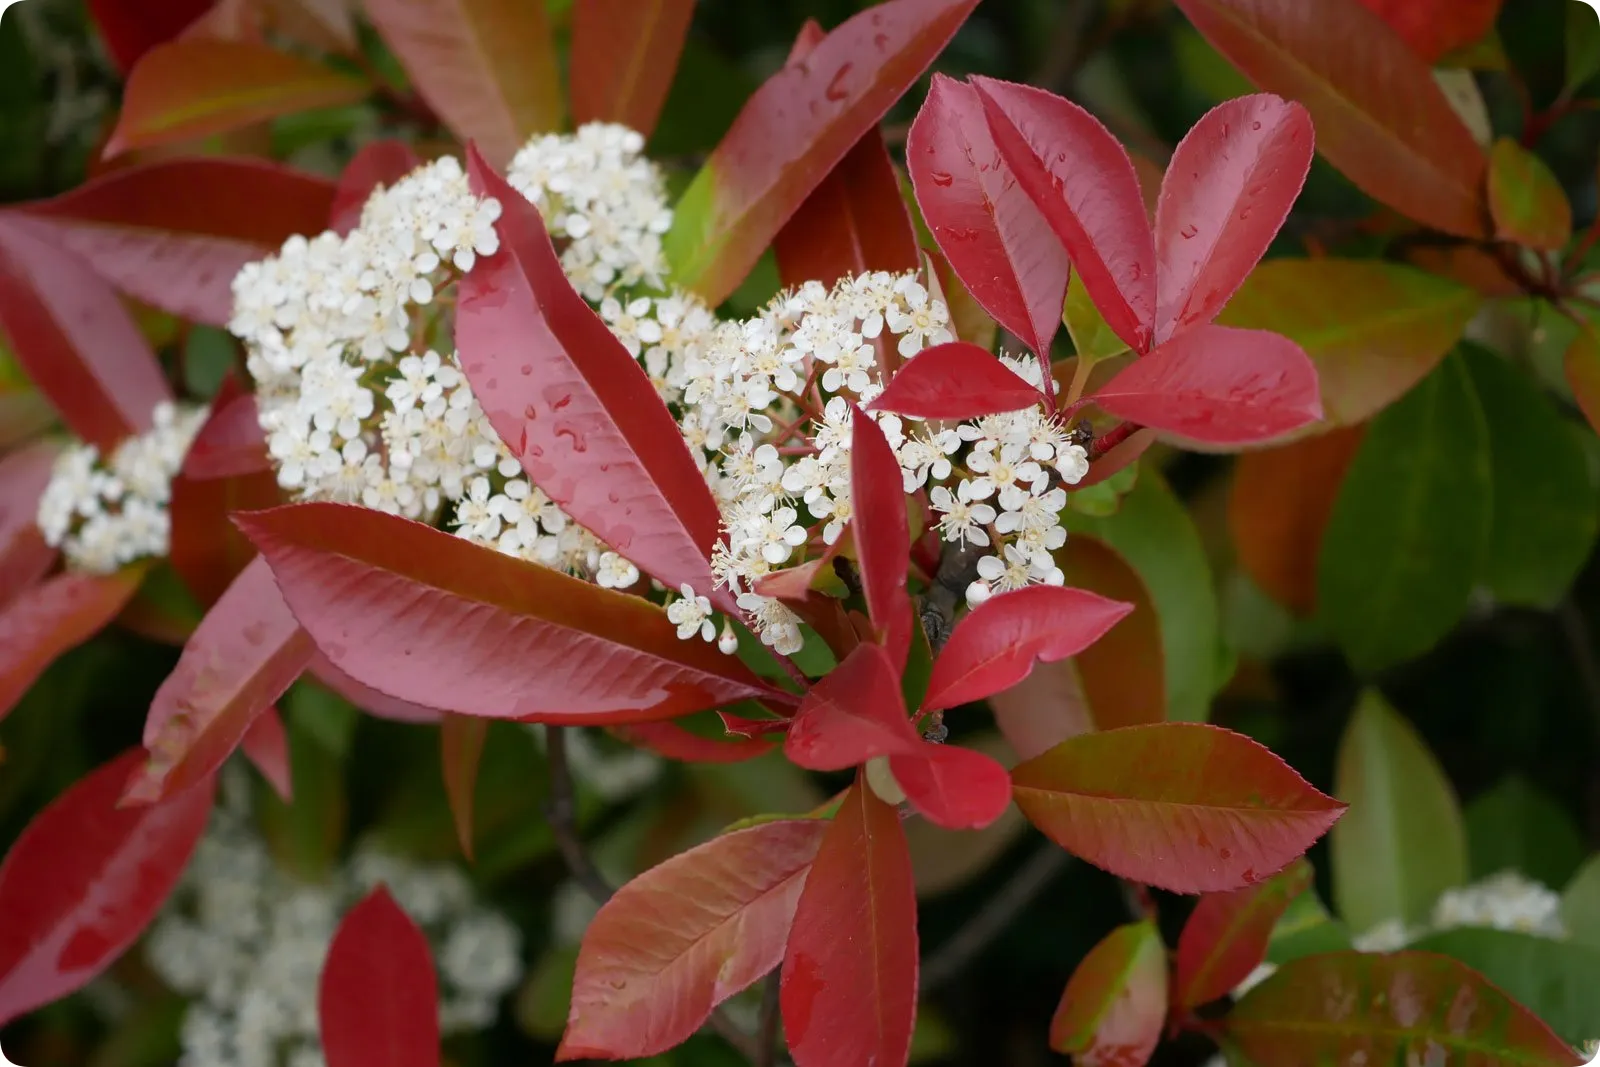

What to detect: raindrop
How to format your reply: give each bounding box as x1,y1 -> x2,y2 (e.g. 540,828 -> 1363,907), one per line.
824,63 -> 853,102
520,364 -> 533,376
928,170 -> 954,187
1180,224 -> 1199,239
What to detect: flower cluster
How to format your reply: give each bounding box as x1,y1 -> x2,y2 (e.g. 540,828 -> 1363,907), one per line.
34,401 -> 207,573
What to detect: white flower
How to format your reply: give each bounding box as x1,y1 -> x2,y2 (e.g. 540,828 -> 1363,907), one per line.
667,583 -> 715,642
736,592 -> 804,655
930,484 -> 995,548
1432,871 -> 1565,938
886,277 -> 953,356
594,551 -> 640,589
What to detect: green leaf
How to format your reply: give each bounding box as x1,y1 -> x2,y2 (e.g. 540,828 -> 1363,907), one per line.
1331,690 -> 1467,933
1567,0 -> 1600,97
1049,920 -> 1166,1059
1264,886 -> 1353,965
1062,269 -> 1129,365
1408,927 -> 1600,1048
1560,853 -> 1600,950
1488,138 -> 1574,251
1465,775 -> 1587,889
257,698 -> 348,882
1316,353 -> 1491,673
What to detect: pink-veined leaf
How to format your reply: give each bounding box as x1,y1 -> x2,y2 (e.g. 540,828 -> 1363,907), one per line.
87,0 -> 213,72
850,404 -> 914,670
1087,324 -> 1321,446
0,749 -> 214,1025
781,778 -> 918,1067
364,0 -> 561,169
1049,919 -> 1167,1065
1012,723 -> 1346,893
440,714 -> 487,859
319,886 -> 440,1067
558,819 -> 827,1060
124,557 -> 313,804
238,502 -> 778,723
1487,137 -> 1573,253
178,388 -> 272,480
105,39 -> 370,157
609,720 -> 775,763
0,567 -> 147,725
568,0 -> 695,138
0,216 -> 173,451
241,706 -> 293,801
0,441 -> 59,608
662,0 -> 980,305
1174,857 -> 1311,1008
971,76 -> 1156,354
1153,94 -> 1313,345
921,586 -> 1134,714
330,140 -> 422,235
1354,0 -> 1501,64
869,341 -> 1045,420
890,744 -> 1011,830
459,147 -> 729,610
908,74 -> 1070,366
785,642 -> 920,772
20,158 -> 336,326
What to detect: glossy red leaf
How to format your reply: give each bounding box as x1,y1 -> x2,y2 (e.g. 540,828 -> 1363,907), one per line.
1354,0 -> 1501,63
440,714 -> 487,859
1171,0 -> 1489,239
1173,857 -> 1311,1008
921,585 -> 1134,714
105,39 -> 370,157
559,819 -> 827,1060
319,886 -> 440,1067
869,341 -> 1045,420
0,749 -> 214,1025
0,568 -> 146,725
241,706 -> 293,801
1153,95 -> 1313,345
364,0 -> 561,169
663,0 -> 980,305
459,147 -> 728,609
125,557 -> 313,804
239,502 -> 776,723
0,216 -> 173,451
972,76 -> 1156,354
21,158 -> 337,326
1088,325 -> 1321,446
0,441 -> 60,608
850,404 -> 914,670
781,778 -> 917,1067
1012,723 -> 1346,893
329,140 -> 423,236
307,653 -> 443,725
609,720 -> 775,763
890,744 -> 1011,830
178,388 -> 272,480
569,0 -> 695,137
785,643 -> 920,772
87,0 -> 213,71
1049,920 -> 1167,1066
908,74 -> 1070,364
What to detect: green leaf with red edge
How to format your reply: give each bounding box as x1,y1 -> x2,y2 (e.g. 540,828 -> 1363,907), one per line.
609,719 -> 775,764
781,777 -> 918,1067
87,0 -> 213,72
1354,0 -> 1502,64
889,744 -> 1011,830
1049,919 -> 1166,1065
850,404 -> 914,670
460,147 -> 728,610
662,0 -> 979,306
1174,857 -> 1312,1008
1488,138 -> 1573,252
1225,951 -> 1581,1066
1153,94 -> 1313,345
785,642 -> 919,772
0,749 -> 215,1025
869,341 -> 1045,420
1171,0 -> 1489,239
1566,324 -> 1600,436
908,74 -> 1069,366
559,819 -> 827,1061
569,0 -> 695,138
319,886 -> 440,1067
179,388 -> 272,480
329,140 -> 422,235
921,585 -> 1135,714
20,158 -> 336,327
1011,723 -> 1346,893
0,440 -> 59,608
105,39 -> 369,157
0,566 -> 148,725
238,502 -> 778,723
358,0 -> 560,168
971,76 -> 1156,354
440,713 -> 487,859
241,706 -> 293,801
124,556 -> 314,805
0,216 -> 174,451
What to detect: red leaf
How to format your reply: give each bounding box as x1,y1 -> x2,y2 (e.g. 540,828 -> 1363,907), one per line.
1153,95 -> 1313,345
241,706 -> 293,801
908,75 -> 1070,365
559,820 -> 827,1060
971,76 -> 1156,354
784,643 -> 920,771
1049,920 -> 1167,1066
330,140 -> 422,236
1088,324 -> 1321,446
364,0 -> 561,169
105,40 -> 370,157
0,750 -> 214,1025
870,341 -> 1045,420
1173,857 -> 1311,1008
921,585 -> 1134,714
178,388 -> 272,480
850,404 -> 913,670
890,744 -> 1011,830
459,147 -> 728,610
609,720 -> 775,764
238,503 -> 777,723
87,0 -> 212,72
0,568 -> 146,725
781,779 -> 917,1067
663,0 -> 980,305
1354,0 -> 1501,64
124,557 -> 314,804
440,714 -> 487,859
319,886 -> 440,1067
0,216 -> 174,451
0,441 -> 60,608
308,653 -> 443,724
1011,723 -> 1346,893
569,0 -> 695,138
21,158 -> 337,326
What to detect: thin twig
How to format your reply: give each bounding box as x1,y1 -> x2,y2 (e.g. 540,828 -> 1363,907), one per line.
755,968 -> 783,1067
921,846 -> 1072,993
